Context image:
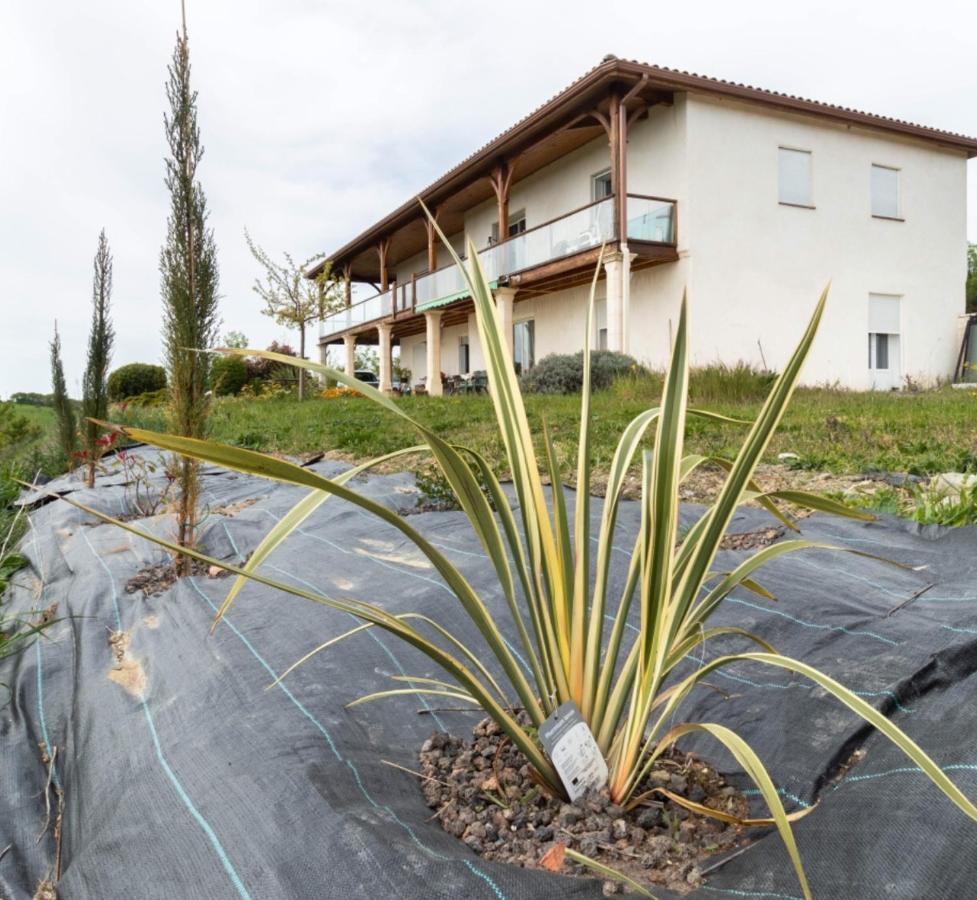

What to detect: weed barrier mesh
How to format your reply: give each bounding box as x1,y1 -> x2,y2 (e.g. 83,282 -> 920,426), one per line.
3,448 -> 977,899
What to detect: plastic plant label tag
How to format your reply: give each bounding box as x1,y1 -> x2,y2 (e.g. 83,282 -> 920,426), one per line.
538,701 -> 608,802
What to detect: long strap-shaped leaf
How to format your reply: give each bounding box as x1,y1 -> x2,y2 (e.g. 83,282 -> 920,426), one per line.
650,723 -> 813,899
211,346 -> 530,690
570,253 -> 603,703
47,487 -> 562,789
671,289 -> 828,634
215,445 -> 426,630
102,424 -> 547,726
643,651 -> 977,824
422,209 -> 570,679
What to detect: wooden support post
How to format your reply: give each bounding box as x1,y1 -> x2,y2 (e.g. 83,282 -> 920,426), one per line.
424,216 -> 438,274
377,239 -> 390,292
489,162 -> 515,240
617,93 -> 629,243
608,92 -> 622,244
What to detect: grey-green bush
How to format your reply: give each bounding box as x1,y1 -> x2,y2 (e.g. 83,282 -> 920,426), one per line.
211,355 -> 248,396
108,363 -> 167,401
519,350 -> 641,394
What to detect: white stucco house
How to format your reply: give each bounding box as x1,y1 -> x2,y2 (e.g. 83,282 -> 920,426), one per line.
314,57 -> 977,393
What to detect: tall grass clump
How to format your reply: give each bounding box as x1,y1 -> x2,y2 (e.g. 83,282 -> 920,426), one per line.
57,218 -> 977,896
689,361 -> 778,404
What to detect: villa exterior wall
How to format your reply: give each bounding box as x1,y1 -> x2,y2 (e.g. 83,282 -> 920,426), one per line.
337,89 -> 969,392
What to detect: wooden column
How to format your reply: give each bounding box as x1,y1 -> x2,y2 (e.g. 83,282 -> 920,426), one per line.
617,92 -> 629,242
608,92 -> 622,244
489,162 -> 515,239
342,263 -> 352,307
377,239 -> 390,292
424,216 -> 438,274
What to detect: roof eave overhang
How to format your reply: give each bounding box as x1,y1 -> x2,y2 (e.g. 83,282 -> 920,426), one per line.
312,58 -> 977,278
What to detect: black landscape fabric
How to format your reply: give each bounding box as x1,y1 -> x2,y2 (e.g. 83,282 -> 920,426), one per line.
3,448 -> 977,899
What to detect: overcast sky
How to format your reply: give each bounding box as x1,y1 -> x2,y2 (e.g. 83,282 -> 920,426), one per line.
2,0 -> 975,398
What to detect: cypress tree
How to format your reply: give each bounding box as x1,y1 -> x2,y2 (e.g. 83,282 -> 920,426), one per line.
49,322 -> 76,465
81,229 -> 115,487
160,18 -> 220,573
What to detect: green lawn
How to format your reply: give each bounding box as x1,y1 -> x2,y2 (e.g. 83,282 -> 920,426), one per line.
112,380 -> 977,480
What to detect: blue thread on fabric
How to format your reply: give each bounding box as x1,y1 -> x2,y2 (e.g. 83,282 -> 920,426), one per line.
264,562 -> 449,733
940,623 -> 977,636
726,596 -> 899,646
252,506 -> 533,678
701,886 -> 804,900
80,529 -> 252,900
186,578 -> 342,761
35,641 -> 61,790
186,577 -> 507,898
838,763 -> 977,787
740,786 -> 812,809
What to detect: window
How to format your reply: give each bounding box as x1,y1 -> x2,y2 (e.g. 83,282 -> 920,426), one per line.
592,169 -> 613,201
871,164 -> 900,218
490,211 -> 527,244
513,319 -> 535,375
868,294 -> 901,388
778,147 -> 813,207
459,335 -> 470,374
595,297 -> 608,350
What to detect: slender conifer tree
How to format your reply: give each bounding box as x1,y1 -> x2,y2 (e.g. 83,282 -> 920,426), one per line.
160,13 -> 220,573
49,322 -> 76,464
81,229 -> 115,487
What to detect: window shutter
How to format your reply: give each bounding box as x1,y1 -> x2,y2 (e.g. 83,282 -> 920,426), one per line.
868,294 -> 900,334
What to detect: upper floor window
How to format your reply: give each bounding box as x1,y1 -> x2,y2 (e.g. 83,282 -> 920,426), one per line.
592,169 -> 613,201
871,164 -> 901,219
778,147 -> 813,207
491,210 -> 526,244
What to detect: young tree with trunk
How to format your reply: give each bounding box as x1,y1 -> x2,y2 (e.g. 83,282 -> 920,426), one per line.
81,229 -> 115,487
160,18 -> 220,574
49,322 -> 76,464
245,230 -> 340,400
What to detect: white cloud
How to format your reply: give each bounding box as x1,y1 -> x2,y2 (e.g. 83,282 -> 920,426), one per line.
2,0 -> 975,397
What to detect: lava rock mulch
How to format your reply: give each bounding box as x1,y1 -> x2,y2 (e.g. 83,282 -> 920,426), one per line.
419,718 -> 750,895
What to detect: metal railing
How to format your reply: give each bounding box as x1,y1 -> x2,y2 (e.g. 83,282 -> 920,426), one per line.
321,194 -> 676,338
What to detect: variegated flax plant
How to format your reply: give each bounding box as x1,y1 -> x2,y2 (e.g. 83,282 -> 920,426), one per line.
65,213 -> 976,898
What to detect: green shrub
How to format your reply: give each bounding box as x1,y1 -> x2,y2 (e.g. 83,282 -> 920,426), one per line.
8,392 -> 54,407
108,363 -> 167,401
123,388 -> 170,408
0,403 -> 41,451
520,350 -> 641,394
211,355 -> 248,396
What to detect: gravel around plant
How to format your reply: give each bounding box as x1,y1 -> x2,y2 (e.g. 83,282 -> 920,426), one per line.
419,717 -> 749,895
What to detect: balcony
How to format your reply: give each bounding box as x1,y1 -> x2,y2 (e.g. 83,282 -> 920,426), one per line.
320,194 -> 676,339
